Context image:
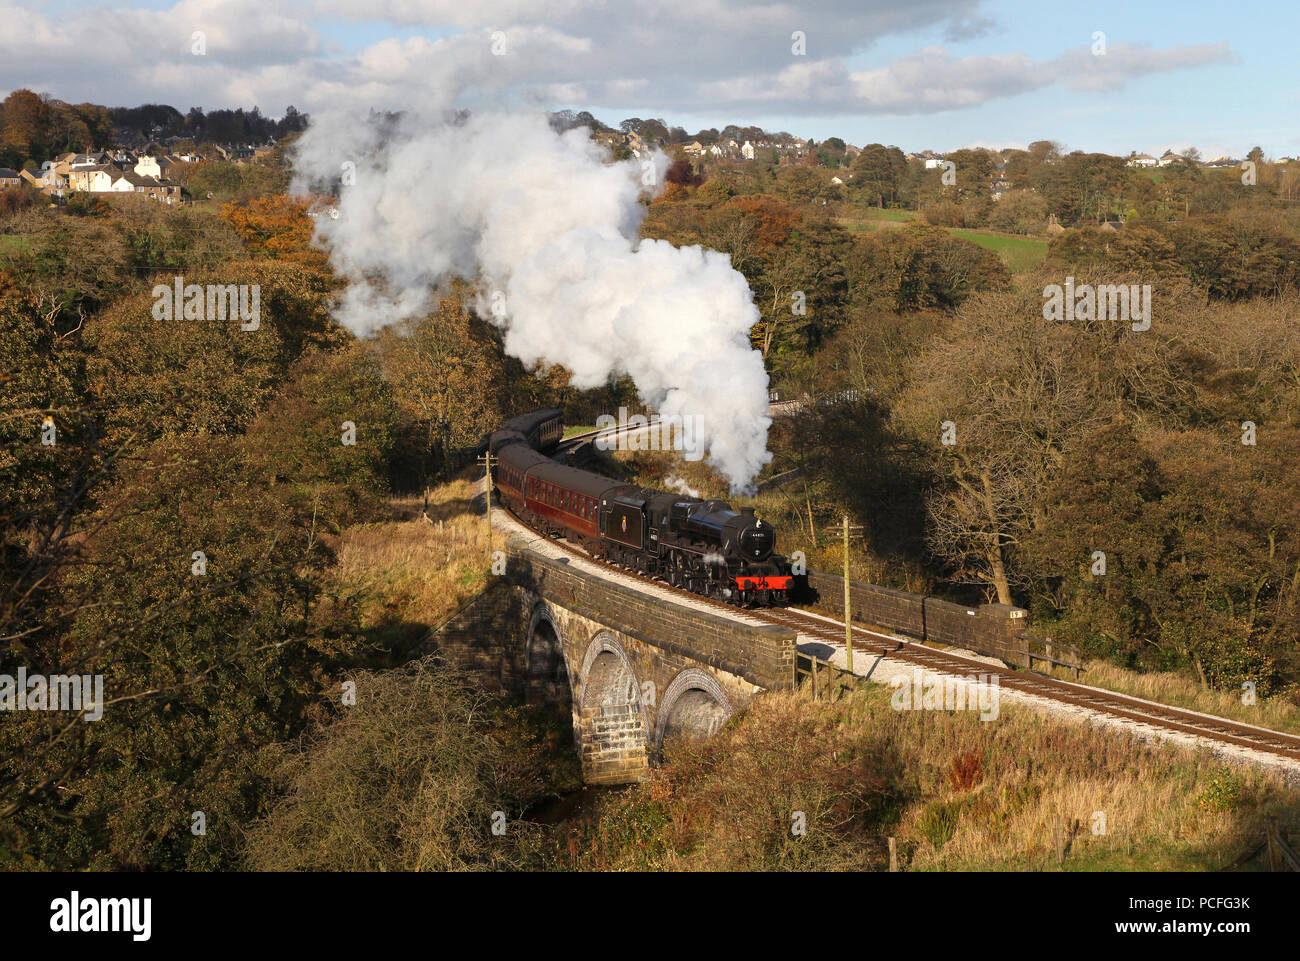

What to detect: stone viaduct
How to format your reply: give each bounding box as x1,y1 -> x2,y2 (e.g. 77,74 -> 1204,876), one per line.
426,534 -> 797,784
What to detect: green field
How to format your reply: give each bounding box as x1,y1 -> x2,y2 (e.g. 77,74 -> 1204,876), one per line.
0,234 -> 31,254
836,207 -> 916,232
947,227 -> 1047,273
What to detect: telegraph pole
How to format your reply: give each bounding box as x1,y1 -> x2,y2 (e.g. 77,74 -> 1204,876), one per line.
823,515 -> 863,673
477,448 -> 494,559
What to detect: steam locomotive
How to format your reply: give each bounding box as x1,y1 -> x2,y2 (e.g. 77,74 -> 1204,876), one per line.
487,408 -> 792,606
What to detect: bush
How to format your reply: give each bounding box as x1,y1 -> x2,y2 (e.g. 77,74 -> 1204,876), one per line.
245,659 -> 556,871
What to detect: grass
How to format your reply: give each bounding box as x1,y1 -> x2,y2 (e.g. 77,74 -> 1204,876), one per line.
834,213 -> 1046,273
837,207 -> 916,233
1044,659 -> 1300,737
557,687 -> 1300,871
327,476 -> 491,656
0,234 -> 31,254
948,227 -> 1048,273
563,424 -> 597,438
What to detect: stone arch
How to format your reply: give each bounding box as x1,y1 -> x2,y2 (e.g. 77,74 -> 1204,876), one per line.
655,668 -> 733,753
576,632 -> 649,783
524,602 -> 571,707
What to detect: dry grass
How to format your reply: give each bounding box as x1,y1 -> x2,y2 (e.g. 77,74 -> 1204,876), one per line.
1042,659 -> 1300,737
559,687 -> 1300,872
328,477 -> 493,649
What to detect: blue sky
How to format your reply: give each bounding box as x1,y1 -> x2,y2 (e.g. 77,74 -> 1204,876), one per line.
6,0 -> 1295,158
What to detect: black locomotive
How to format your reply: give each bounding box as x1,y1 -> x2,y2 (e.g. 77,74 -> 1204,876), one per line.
487,408 -> 792,606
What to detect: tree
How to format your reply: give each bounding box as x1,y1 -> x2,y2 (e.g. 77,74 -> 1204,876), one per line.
377,289 -> 512,495
895,282 -> 1109,602
851,223 -> 1010,312
0,89 -> 51,166
985,190 -> 1049,235
850,143 -> 908,208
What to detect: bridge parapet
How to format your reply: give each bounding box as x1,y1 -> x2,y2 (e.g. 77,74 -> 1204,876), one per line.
504,537 -> 796,692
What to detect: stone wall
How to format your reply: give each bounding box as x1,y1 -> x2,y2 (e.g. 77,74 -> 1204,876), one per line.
423,579 -> 529,696
803,570 -> 1030,667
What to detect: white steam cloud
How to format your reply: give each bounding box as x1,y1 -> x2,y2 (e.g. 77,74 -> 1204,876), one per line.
291,108 -> 772,490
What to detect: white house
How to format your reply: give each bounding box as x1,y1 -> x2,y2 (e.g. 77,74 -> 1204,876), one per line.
1127,153 -> 1158,168
741,140 -> 755,160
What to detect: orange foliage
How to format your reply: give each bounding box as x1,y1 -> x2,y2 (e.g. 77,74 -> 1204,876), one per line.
220,194 -> 328,268
728,195 -> 801,250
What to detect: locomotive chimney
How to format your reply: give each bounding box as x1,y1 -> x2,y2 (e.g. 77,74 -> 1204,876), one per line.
741,506 -> 756,517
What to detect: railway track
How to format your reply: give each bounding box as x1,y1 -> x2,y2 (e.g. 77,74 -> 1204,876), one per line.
498,497 -> 1300,768
763,606 -> 1300,766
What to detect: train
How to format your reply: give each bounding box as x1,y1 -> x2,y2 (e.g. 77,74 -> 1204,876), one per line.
486,408 -> 793,606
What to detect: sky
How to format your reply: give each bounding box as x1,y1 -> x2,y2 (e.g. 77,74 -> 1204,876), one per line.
4,0 -> 1296,158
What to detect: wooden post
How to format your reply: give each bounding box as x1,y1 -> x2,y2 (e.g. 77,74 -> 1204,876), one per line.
823,515 -> 862,675
1267,816 -> 1281,872
843,515 -> 853,674
1055,815 -> 1065,866
888,836 -> 898,872
811,657 -> 819,701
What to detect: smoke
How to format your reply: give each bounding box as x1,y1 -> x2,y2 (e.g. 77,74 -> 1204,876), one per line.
291,107 -> 772,490
664,474 -> 702,499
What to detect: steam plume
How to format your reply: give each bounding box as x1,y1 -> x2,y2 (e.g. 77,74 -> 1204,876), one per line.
292,108 -> 772,489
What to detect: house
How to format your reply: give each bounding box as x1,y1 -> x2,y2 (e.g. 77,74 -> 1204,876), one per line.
0,168 -> 21,187
1127,153 -> 1158,168
683,141 -> 704,157
990,177 -> 1012,199
830,176 -> 844,185
33,161 -> 70,195
1202,156 -> 1239,168
68,163 -> 122,192
19,169 -> 42,188
741,140 -> 755,160
134,155 -> 176,179
151,178 -> 183,203
1157,150 -> 1182,167
924,155 -> 946,169
1046,213 -> 1065,236
111,170 -> 182,203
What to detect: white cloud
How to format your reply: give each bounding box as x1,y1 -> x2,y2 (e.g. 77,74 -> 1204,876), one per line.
0,1 -> 1234,120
